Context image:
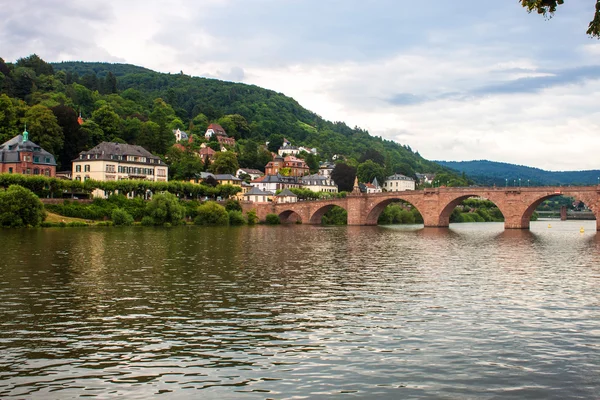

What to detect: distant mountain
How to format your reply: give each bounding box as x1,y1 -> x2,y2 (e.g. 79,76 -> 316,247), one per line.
436,160 -> 600,186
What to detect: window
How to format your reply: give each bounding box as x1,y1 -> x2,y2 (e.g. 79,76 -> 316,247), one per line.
26,168 -> 31,174
84,176 -> 90,181
75,176 -> 81,181
44,169 -> 50,176
33,156 -> 39,163
8,167 -> 13,173
106,164 -> 115,173
75,165 -> 81,172
45,157 -> 50,163
84,165 -> 91,172
33,168 -> 40,175
157,169 -> 166,177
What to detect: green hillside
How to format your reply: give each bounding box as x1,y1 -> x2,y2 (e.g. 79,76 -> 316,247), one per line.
436,160 -> 600,186
0,54 -> 457,186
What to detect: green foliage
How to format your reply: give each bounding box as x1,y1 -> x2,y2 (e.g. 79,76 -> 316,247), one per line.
378,203 -> 419,225
224,198 -> 242,211
246,209 -> 258,225
321,206 -> 348,225
228,210 -> 246,225
146,192 -> 185,226
519,1 -> 600,38
209,151 -> 239,175
111,208 -> 134,226
357,160 -> 386,185
141,216 -> 154,226
0,185 -> 46,227
265,213 -> 281,225
331,163 -> 357,192
194,201 -> 229,225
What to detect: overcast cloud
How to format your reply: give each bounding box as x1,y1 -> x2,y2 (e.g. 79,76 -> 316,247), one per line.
2,0 -> 600,170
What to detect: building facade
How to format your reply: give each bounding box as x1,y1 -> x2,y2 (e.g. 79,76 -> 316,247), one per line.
383,173 -> 415,191
0,129 -> 57,177
300,174 -> 338,193
72,142 -> 168,183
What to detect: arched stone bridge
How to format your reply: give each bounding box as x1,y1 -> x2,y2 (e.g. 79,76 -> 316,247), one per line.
241,186 -> 600,230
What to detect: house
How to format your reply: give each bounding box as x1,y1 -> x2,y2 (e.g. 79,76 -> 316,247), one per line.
236,168 -> 264,181
244,186 -> 274,203
199,146 -> 216,163
416,173 -> 435,185
265,155 -> 309,177
214,174 -> 242,186
275,188 -> 298,203
277,144 -> 300,156
205,123 -> 235,146
300,174 -> 338,193
173,128 -> 189,142
0,128 -> 57,177
251,174 -> 301,192
298,146 -> 318,155
383,173 -> 415,191
72,142 -> 168,183
318,161 -> 335,178
360,177 -> 382,194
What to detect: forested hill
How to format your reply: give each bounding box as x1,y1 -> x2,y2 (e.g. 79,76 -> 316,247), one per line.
437,160 -> 600,186
0,54 -> 453,184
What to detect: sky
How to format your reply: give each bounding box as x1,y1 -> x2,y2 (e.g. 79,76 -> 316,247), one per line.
2,0 -> 600,171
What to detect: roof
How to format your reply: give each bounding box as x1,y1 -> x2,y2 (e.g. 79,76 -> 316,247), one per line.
206,123 -> 227,136
245,186 -> 274,196
386,173 -> 415,181
276,188 -> 297,197
239,168 -> 263,175
0,134 -> 57,165
214,174 -> 241,181
259,174 -> 300,184
173,128 -> 189,140
199,147 -> 216,155
74,142 -> 163,164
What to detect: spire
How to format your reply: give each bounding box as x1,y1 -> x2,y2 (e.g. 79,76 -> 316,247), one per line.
372,177 -> 379,188
352,176 -> 361,194
22,124 -> 28,142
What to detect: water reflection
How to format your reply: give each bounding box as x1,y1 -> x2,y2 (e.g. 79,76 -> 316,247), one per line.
0,222 -> 599,399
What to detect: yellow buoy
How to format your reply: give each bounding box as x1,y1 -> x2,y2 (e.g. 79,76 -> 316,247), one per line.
580,227 -> 585,233
548,224 -> 552,228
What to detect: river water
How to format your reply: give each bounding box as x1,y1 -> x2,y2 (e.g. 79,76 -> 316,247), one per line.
0,221 -> 598,399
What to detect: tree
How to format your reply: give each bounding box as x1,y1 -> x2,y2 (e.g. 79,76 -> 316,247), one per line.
267,134 -> 284,153
92,105 -> 122,142
359,149 -> 385,166
166,146 -> 203,180
239,140 -> 259,168
25,104 -> 64,161
145,192 -> 185,225
0,94 -> 18,143
0,185 -> 46,227
357,160 -> 386,185
149,98 -> 177,154
209,151 -> 239,175
331,163 -> 356,192
520,0 -> 600,37
194,201 -> 229,225
16,54 -> 54,76
51,105 -> 84,170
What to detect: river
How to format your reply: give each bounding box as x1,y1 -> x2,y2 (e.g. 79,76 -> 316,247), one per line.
0,221 -> 598,399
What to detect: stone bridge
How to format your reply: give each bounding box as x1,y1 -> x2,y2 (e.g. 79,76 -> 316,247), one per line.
241,186 -> 600,230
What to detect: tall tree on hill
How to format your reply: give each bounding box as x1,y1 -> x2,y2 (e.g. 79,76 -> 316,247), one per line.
92,105 -> 122,142
104,72 -> 118,94
51,105 -> 85,170
149,98 -> 177,154
0,94 -> 18,143
357,160 -> 386,185
16,54 -> 54,76
209,151 -> 239,175
24,104 -> 64,162
267,134 -> 284,153
331,163 -> 356,192
359,148 -> 385,166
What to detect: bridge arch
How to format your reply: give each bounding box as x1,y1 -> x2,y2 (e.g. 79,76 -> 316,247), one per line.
437,194 -> 506,227
309,203 -> 348,225
520,192 -> 598,228
278,209 -> 303,224
365,197 -> 424,225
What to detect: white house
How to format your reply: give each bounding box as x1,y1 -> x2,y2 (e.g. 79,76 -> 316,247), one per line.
244,186 -> 273,203
300,174 -> 338,193
383,173 -> 415,192
236,168 -> 264,181
275,188 -> 298,203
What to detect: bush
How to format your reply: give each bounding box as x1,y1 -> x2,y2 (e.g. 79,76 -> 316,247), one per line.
228,210 -> 246,226
265,213 -> 281,225
112,208 -> 134,226
0,185 -> 46,227
194,201 -> 229,226
246,210 -> 258,225
224,199 -> 242,212
141,216 -> 155,226
146,192 -> 186,226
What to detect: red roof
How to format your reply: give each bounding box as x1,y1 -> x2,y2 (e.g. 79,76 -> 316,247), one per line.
207,123 -> 226,136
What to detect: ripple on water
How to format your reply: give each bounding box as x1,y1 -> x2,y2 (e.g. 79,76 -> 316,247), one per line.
0,222 -> 598,399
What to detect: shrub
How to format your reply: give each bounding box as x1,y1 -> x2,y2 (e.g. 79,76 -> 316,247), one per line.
112,208 -> 134,226
224,199 -> 242,212
228,210 -> 246,226
246,210 -> 258,225
194,201 -> 229,226
146,192 -> 186,226
140,216 -> 155,226
0,185 -> 46,227
265,213 -> 281,225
